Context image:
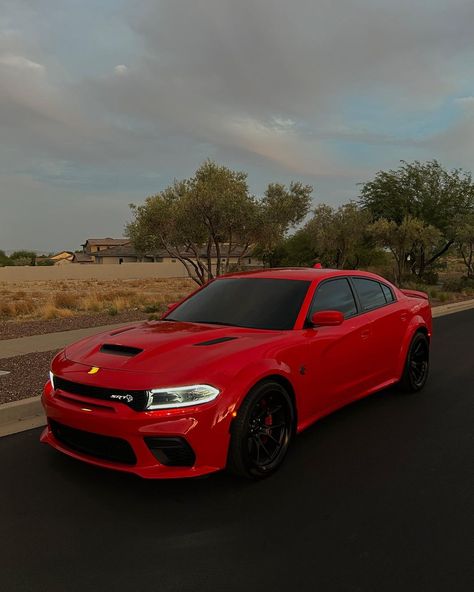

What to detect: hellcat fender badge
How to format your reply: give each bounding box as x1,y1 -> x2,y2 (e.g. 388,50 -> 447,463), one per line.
88,367 -> 100,375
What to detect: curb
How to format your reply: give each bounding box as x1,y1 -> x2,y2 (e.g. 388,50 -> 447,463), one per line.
0,396 -> 45,438
1,299 -> 474,438
432,298 -> 474,318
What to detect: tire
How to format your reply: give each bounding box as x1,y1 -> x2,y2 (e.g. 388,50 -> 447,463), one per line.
398,332 -> 430,393
227,381 -> 294,479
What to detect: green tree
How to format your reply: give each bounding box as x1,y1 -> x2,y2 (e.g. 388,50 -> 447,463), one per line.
0,250 -> 13,266
360,160 -> 474,277
453,213 -> 474,278
302,202 -> 373,269
369,216 -> 441,285
254,182 -> 313,266
127,161 -> 311,284
9,250 -> 37,266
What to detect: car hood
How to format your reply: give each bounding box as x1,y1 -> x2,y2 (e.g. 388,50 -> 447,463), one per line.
64,320 -> 284,377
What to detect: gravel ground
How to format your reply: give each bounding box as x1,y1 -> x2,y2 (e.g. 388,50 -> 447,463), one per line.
0,349 -> 59,404
0,310 -> 148,341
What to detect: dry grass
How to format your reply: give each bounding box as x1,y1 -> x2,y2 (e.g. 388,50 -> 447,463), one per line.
0,278 -> 194,320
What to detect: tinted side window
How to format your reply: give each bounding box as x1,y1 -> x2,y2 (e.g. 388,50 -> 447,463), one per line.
381,283 -> 395,303
310,278 -> 357,318
352,278 -> 386,311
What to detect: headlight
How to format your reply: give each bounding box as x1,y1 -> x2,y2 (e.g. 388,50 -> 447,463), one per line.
49,371 -> 55,390
146,384 -> 220,410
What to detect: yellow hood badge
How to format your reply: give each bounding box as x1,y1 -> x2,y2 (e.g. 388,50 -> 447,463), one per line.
88,367 -> 100,375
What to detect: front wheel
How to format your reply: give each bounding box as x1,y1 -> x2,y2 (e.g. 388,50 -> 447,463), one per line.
227,381 -> 294,479
398,332 -> 430,393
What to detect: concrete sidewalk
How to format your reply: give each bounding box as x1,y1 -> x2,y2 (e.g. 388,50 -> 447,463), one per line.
0,321 -> 137,359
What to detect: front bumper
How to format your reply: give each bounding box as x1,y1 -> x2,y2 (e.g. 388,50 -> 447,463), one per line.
41,381 -> 232,478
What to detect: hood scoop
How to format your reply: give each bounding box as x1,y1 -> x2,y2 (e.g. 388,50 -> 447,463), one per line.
99,343 -> 143,357
194,336 -> 238,347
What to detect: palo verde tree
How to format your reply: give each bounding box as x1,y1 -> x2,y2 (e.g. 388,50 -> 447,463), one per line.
452,212 -> 474,278
359,160 -> 474,278
127,161 -> 312,284
302,202 -> 372,269
253,181 -> 313,267
369,216 -> 441,285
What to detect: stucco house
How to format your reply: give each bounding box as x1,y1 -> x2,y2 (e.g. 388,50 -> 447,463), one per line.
81,238 -> 131,255
76,237 -> 262,271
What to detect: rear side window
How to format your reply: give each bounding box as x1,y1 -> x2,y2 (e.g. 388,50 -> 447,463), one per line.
381,283 -> 395,303
352,278 -> 386,311
309,278 -> 357,318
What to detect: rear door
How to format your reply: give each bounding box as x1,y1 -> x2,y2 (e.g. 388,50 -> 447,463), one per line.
350,277 -> 406,385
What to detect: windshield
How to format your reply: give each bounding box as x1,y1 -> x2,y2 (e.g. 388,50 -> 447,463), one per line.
166,278 -> 310,330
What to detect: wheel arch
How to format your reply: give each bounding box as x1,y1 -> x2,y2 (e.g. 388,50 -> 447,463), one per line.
232,372 -> 299,435
396,317 -> 430,379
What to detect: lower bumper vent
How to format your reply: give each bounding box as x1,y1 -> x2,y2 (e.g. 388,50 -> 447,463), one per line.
50,420 -> 137,465
145,436 -> 196,467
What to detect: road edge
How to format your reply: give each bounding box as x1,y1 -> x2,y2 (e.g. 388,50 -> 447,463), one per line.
1,298 -> 474,438
0,396 -> 45,438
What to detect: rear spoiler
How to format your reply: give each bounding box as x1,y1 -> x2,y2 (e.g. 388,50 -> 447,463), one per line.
400,289 -> 429,301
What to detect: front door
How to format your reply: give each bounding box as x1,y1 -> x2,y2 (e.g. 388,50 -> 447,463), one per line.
302,277 -> 375,418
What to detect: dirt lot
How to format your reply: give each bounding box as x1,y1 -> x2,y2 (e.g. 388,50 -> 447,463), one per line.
0,350 -> 58,404
0,277 -> 195,323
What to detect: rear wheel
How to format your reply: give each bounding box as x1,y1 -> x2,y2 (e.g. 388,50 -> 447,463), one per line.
227,381 -> 294,479
399,332 -> 430,393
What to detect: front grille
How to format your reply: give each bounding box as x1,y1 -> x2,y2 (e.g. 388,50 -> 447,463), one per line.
50,420 -> 137,465
53,376 -> 148,411
145,436 -> 196,467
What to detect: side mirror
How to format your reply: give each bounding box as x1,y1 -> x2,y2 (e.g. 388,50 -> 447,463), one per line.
310,310 -> 344,327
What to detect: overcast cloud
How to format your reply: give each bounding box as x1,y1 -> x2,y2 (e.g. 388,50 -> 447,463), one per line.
0,0 -> 473,251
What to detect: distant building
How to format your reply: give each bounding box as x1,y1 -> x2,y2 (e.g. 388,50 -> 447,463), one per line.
75,237 -> 262,271
36,251 -> 74,265
50,251 -> 74,264
81,238 -> 131,254
72,252 -> 95,264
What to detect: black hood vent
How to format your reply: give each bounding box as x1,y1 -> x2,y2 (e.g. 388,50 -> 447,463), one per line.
99,343 -> 143,357
194,337 -> 237,347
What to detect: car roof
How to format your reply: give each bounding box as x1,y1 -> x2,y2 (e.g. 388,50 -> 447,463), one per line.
220,267 -> 385,282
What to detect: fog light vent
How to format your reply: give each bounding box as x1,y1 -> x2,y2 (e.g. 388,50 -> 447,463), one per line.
145,436 -> 196,467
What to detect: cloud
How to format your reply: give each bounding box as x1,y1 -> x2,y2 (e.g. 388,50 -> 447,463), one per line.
1,0 -> 474,250
0,52 -> 44,71
114,64 -> 128,75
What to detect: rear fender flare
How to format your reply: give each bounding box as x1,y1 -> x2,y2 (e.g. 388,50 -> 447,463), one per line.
396,315 -> 429,379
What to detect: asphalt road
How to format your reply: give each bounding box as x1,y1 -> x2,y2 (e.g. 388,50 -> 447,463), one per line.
1,310 -> 473,592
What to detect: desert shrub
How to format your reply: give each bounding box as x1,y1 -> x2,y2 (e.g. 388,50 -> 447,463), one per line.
143,303 -> 165,313
443,276 -> 474,292
420,270 -> 439,285
40,304 -> 75,320
53,292 -> 80,309
0,302 -> 15,318
36,259 -> 55,266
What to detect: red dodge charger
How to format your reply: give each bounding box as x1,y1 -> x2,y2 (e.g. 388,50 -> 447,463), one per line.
41,268 -> 432,479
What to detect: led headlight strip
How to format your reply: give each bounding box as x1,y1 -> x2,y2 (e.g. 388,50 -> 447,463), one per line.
146,384 -> 220,410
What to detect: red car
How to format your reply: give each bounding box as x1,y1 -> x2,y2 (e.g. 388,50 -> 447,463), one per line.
41,268 -> 432,479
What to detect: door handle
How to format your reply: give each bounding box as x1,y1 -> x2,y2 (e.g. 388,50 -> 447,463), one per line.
360,328 -> 371,340
400,313 -> 408,322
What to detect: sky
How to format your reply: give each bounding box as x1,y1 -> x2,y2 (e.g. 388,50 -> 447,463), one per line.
0,0 -> 473,252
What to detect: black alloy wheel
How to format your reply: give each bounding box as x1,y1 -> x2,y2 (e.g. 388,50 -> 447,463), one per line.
399,332 -> 430,393
227,381 -> 294,479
